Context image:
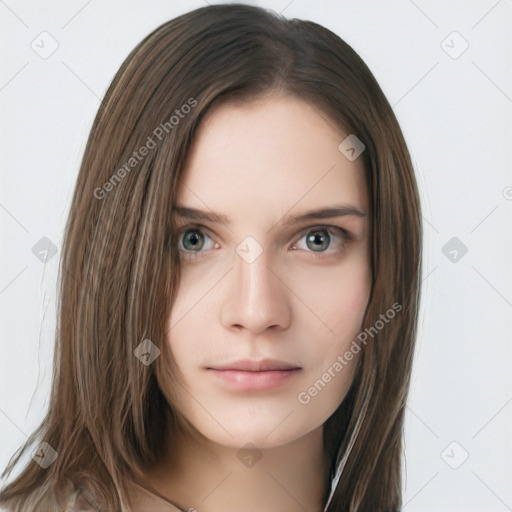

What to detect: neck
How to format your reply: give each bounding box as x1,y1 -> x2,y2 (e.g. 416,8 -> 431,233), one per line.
144,424 -> 329,512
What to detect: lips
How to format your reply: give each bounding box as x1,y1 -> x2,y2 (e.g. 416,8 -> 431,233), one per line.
207,359 -> 301,372
206,359 -> 302,391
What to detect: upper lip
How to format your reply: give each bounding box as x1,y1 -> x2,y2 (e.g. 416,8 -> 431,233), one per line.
207,359 -> 302,372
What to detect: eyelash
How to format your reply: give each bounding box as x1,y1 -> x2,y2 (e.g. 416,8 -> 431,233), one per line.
175,223 -> 353,262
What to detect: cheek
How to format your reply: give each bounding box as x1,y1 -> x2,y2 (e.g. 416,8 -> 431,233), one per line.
293,258 -> 371,343
292,257 -> 371,405
291,264 -> 370,418
165,266 -> 224,377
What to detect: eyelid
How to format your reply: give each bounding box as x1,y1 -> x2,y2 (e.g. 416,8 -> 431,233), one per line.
293,224 -> 351,241
176,222 -> 351,238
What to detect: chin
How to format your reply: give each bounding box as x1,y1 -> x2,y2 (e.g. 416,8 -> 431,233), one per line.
181,401 -> 332,451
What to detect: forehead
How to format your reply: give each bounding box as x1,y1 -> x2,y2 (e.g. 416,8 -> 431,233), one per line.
178,95 -> 368,221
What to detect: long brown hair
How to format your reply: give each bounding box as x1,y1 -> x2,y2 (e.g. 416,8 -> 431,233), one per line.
0,4 -> 422,511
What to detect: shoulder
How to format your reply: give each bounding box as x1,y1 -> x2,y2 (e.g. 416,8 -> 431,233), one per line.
62,480 -> 184,512
129,480 -> 184,512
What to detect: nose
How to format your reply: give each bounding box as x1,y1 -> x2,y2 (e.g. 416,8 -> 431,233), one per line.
220,246 -> 292,335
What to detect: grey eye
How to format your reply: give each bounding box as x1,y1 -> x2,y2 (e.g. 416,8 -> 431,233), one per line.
181,229 -> 205,251
305,229 -> 331,252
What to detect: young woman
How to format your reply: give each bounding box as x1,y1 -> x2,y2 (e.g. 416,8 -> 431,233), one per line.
0,3 -> 422,511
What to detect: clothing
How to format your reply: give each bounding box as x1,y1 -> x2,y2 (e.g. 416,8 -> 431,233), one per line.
64,481 -> 183,512
129,482 -> 183,512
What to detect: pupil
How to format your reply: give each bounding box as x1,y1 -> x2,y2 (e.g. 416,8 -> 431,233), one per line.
184,230 -> 204,251
306,230 -> 329,252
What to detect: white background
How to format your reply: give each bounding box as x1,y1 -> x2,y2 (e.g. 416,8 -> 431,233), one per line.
1,1 -> 511,511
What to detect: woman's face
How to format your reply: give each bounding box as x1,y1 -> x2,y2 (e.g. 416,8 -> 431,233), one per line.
166,94 -> 371,449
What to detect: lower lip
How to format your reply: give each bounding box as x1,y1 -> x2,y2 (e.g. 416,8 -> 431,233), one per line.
207,368 -> 301,391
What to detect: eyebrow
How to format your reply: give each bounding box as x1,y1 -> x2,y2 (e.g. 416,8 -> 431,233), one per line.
174,204 -> 366,228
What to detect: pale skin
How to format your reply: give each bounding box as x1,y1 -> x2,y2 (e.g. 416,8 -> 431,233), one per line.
143,94 -> 372,512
